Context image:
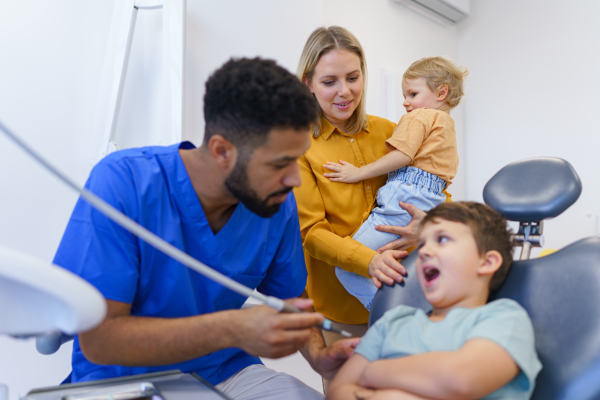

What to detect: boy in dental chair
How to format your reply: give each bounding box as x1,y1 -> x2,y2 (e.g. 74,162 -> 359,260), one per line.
327,202 -> 542,400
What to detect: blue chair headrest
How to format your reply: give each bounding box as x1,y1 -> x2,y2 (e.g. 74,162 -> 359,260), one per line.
483,157 -> 581,222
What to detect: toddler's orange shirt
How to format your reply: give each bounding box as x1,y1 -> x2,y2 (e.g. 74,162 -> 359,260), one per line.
386,108 -> 458,187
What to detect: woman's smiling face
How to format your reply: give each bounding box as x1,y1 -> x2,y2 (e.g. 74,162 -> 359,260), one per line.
304,49 -> 363,132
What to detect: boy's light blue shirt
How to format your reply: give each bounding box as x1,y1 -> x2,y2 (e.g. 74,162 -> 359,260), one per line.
355,299 -> 542,399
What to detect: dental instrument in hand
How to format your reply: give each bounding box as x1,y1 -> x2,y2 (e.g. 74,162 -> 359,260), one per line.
0,120 -> 352,338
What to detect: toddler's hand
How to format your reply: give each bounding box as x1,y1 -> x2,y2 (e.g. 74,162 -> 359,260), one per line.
323,160 -> 362,183
368,250 -> 408,288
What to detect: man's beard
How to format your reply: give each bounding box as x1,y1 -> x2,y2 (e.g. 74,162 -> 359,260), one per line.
224,159 -> 292,218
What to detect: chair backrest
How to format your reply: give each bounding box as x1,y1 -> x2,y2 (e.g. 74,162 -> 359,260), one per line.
483,157 -> 581,222
492,236 -> 600,399
559,354 -> 600,400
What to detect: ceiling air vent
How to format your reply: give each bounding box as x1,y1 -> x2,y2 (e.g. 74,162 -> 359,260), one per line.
393,0 -> 470,25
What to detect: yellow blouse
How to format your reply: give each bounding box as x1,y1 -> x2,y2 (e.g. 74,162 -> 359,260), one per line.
294,115 -> 396,324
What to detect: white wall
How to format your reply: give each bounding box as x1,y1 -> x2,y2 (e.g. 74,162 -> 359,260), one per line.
0,1 -> 114,398
183,0 -> 324,143
0,0 -> 461,398
457,0 -> 600,253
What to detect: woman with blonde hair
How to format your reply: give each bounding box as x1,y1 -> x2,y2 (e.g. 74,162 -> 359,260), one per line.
295,26 -> 423,346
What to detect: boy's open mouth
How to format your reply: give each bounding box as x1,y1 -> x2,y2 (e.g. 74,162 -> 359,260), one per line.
423,266 -> 440,282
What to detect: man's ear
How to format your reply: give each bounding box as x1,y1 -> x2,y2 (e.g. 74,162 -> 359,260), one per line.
303,75 -> 314,93
478,250 -> 503,277
207,134 -> 237,172
436,84 -> 449,102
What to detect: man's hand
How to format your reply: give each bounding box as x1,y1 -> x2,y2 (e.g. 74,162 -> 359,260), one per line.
234,298 -> 324,359
368,250 -> 408,288
324,160 -> 363,183
376,202 -> 426,252
78,297 -> 324,367
311,337 -> 361,380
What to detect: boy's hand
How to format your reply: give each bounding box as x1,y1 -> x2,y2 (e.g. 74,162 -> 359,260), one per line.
368,250 -> 408,287
324,160 -> 362,183
353,388 -> 376,399
312,337 -> 361,380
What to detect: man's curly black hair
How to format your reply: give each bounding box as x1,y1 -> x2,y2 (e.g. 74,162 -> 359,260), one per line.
203,57 -> 319,150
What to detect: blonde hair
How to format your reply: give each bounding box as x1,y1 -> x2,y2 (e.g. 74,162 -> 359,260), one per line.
403,56 -> 469,109
297,26 -> 368,137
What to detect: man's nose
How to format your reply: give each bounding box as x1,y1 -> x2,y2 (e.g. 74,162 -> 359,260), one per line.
283,162 -> 302,188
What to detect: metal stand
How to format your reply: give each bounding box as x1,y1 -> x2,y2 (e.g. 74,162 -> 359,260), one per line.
87,0 -> 185,164
513,221 -> 544,260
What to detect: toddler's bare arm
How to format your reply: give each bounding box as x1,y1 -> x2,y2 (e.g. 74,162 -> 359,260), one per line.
324,150 -> 411,183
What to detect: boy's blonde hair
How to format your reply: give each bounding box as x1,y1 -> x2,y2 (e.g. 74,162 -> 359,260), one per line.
403,56 -> 468,109
297,26 -> 368,138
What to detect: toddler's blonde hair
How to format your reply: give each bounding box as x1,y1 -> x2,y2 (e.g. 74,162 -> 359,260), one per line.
403,56 -> 468,109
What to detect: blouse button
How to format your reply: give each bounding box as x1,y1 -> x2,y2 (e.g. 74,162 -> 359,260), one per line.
366,186 -> 370,190
350,139 -> 354,143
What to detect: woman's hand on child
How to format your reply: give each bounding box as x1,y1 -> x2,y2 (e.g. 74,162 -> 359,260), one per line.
376,202 -> 426,252
368,250 -> 408,288
324,160 -> 362,183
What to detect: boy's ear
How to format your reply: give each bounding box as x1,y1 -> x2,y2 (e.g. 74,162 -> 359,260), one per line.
477,250 -> 503,277
436,84 -> 449,102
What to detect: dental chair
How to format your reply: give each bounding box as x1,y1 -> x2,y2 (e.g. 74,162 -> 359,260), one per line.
369,157 -> 600,400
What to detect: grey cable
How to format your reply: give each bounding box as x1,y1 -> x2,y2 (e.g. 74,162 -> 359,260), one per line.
0,120 -> 351,337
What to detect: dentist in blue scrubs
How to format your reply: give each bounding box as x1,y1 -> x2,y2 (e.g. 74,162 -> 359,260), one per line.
53,58 -> 358,399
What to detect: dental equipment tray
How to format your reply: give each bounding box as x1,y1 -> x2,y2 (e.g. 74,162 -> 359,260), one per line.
24,370 -> 231,400
62,382 -> 162,400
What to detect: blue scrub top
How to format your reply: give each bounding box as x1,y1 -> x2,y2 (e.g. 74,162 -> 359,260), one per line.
53,142 -> 307,385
